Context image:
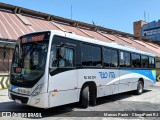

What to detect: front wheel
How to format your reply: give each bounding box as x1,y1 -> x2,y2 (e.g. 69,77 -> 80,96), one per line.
80,85 -> 89,108
136,81 -> 144,95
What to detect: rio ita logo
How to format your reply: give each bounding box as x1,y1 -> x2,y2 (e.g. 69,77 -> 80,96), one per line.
99,72 -> 115,79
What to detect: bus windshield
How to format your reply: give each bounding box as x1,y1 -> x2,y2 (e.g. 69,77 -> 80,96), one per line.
10,32 -> 50,87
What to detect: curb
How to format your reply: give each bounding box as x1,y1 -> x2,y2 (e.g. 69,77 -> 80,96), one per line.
0,76 -> 9,90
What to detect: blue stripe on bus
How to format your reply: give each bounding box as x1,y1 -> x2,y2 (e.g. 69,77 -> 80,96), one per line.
123,69 -> 156,82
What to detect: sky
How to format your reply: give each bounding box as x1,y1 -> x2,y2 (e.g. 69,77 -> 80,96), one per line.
0,0 -> 160,34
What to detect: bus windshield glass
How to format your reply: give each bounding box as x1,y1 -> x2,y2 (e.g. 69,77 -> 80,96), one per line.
11,32 -> 50,84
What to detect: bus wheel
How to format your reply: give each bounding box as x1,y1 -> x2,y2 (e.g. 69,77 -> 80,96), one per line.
136,81 -> 144,95
80,85 -> 89,108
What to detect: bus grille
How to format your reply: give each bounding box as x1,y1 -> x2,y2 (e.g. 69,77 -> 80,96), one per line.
10,93 -> 29,104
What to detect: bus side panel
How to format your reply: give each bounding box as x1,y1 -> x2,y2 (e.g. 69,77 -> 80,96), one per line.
48,70 -> 78,107
77,69 -> 120,98
119,70 -> 137,93
98,85 -> 110,97
143,70 -> 156,88
119,69 -> 156,92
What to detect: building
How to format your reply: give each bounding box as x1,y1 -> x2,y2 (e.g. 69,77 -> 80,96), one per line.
1,2 -> 160,76
142,20 -> 160,40
133,20 -> 148,37
134,20 -> 160,41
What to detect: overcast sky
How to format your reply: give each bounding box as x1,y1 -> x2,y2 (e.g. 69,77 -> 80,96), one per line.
0,0 -> 160,34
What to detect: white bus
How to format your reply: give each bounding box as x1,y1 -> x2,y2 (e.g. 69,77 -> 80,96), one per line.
8,30 -> 156,108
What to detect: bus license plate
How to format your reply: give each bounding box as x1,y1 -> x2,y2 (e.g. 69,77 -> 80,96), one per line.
15,99 -> 22,104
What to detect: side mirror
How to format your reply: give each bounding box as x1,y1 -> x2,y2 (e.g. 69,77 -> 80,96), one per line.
59,47 -> 65,59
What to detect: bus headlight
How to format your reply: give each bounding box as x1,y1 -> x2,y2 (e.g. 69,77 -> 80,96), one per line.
31,83 -> 44,96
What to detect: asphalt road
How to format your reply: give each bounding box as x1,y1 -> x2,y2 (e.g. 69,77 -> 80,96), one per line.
0,82 -> 160,120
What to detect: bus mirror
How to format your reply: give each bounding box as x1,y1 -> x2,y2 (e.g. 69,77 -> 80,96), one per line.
59,47 -> 65,59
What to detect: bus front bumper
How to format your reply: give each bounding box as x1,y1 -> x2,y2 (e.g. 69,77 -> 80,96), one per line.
8,90 -> 49,108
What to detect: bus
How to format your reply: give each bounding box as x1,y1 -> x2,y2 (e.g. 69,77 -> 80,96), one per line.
8,30 -> 156,108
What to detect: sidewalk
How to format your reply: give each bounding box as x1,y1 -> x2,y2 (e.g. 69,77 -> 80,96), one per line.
152,81 -> 160,87
0,89 -> 11,103
0,89 -> 8,96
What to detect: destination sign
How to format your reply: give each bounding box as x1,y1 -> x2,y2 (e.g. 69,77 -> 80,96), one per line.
21,32 -> 50,44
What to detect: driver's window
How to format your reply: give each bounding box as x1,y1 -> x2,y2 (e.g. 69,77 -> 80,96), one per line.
50,46 -> 57,68
59,47 -> 74,67
50,46 -> 74,69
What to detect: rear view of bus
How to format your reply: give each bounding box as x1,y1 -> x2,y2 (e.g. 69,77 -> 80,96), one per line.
8,31 -> 51,108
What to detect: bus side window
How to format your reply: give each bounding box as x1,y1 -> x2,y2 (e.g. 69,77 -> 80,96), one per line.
131,53 -> 141,68
59,47 -> 74,67
119,51 -> 131,68
81,44 -> 92,66
103,48 -> 111,67
81,44 -> 102,67
103,48 -> 118,67
111,49 -> 118,67
149,57 -> 155,68
92,46 -> 102,67
141,55 -> 149,68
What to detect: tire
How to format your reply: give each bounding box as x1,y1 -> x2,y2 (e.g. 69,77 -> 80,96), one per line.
136,81 -> 144,95
89,88 -> 97,106
80,85 -> 89,108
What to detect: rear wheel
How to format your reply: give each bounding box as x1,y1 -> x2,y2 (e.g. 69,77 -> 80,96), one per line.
136,81 -> 144,95
80,85 -> 89,108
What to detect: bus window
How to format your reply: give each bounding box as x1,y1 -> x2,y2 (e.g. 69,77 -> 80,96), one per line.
81,44 -> 92,66
50,46 -> 74,69
141,55 -> 149,68
156,57 -> 160,69
103,48 -> 111,67
119,51 -> 131,68
59,47 -> 74,67
92,46 -> 101,67
111,49 -> 118,67
131,53 -> 141,68
81,44 -> 102,67
103,48 -> 118,67
149,57 -> 155,68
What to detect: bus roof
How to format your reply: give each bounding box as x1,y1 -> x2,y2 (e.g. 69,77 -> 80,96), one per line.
20,30 -> 155,57
51,30 -> 155,57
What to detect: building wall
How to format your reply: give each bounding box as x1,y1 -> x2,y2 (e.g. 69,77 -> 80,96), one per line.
142,20 -> 160,40
133,20 -> 147,37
